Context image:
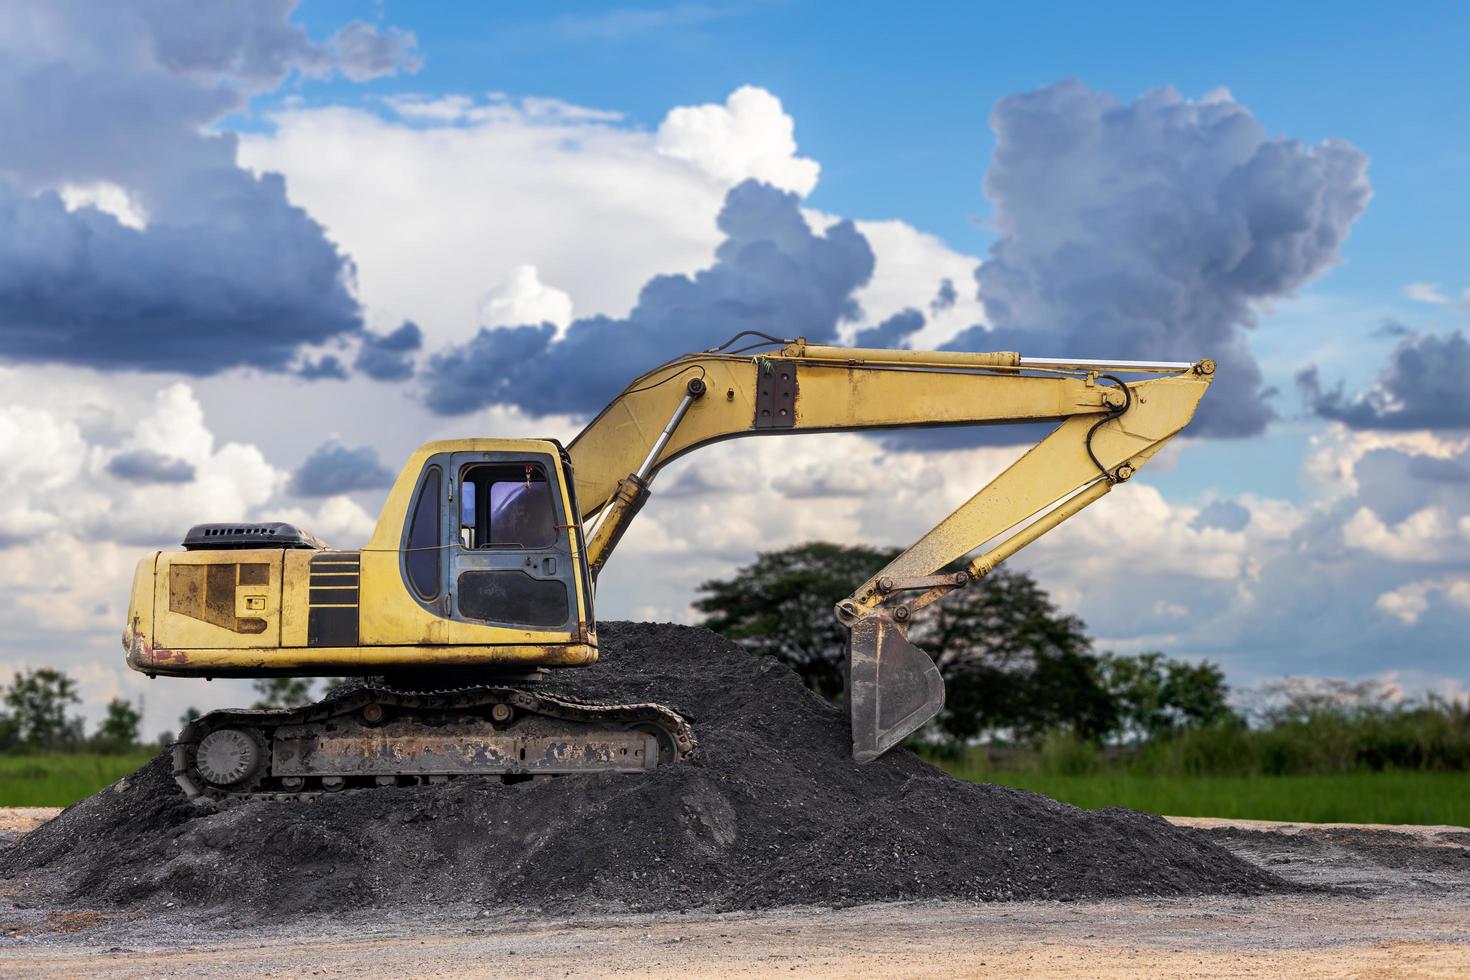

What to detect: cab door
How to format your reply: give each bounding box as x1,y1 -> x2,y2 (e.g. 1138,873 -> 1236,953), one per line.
444,451 -> 578,633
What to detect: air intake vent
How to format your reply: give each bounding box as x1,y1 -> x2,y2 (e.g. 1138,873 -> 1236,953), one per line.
182,522 -> 328,551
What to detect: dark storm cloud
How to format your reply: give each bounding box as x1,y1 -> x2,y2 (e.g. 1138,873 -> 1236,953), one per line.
1300,331 -> 1470,431
136,2 -> 418,88
297,355 -> 350,381
355,322 -> 424,382
424,180 -> 875,417
0,181 -> 360,374
0,1 -> 419,374
1191,499 -> 1251,533
969,81 -> 1371,439
853,309 -> 924,348
930,278 -> 957,313
290,440 -> 396,497
106,449 -> 196,484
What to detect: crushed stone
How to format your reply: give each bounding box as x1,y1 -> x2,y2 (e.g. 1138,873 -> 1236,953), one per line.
0,622 -> 1286,922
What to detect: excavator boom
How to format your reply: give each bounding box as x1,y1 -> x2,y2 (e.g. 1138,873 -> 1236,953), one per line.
568,334 -> 1215,758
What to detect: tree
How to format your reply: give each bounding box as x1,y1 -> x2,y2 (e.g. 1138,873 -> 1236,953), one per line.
252,677 -> 315,709
0,711 -> 18,752
1101,652 -> 1236,741
694,542 -> 1116,743
92,698 -> 142,752
694,542 -> 900,700
912,565 -> 1115,741
3,668 -> 83,749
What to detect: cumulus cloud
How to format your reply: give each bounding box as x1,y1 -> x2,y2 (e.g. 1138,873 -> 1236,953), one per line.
262,495 -> 378,546
0,383 -> 286,549
0,181 -> 359,374
1376,576 -> 1470,625
239,95 -> 733,346
961,81 -> 1371,439
478,266 -> 574,332
0,1 -> 420,374
354,321 -> 424,382
424,180 -> 874,417
656,86 -> 820,195
836,218 -> 985,351
1300,330 -> 1470,430
289,440 -> 396,497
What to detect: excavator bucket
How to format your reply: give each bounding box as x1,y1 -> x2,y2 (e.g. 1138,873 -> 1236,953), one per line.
847,616 -> 945,762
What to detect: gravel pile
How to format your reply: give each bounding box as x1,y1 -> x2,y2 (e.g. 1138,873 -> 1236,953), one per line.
1,622 -> 1285,921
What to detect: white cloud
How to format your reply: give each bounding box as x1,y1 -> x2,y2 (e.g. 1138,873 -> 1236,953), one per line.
238,84 -> 984,381
847,219 -> 985,349
478,264 -> 574,332
1403,282 -> 1448,305
58,181 -> 148,229
1301,424 -> 1467,500
1342,505 -> 1462,562
238,95 -> 726,345
262,494 -> 378,549
1377,576 -> 1470,624
656,85 -> 820,195
0,381 -> 365,734
0,405 -> 88,541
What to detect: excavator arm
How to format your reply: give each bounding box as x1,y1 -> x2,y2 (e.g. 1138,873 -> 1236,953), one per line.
567,333 -> 1215,760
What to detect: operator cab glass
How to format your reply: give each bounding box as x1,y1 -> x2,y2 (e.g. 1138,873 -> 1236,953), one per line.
401,451 -> 577,632
458,464 -> 556,549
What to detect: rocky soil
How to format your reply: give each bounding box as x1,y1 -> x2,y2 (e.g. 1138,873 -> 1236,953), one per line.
0,622 -> 1285,923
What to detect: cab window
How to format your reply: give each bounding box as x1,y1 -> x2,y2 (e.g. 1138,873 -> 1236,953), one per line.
405,466 -> 441,599
457,464 -> 556,549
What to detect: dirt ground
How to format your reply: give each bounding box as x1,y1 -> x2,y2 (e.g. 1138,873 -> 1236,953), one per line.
2,807 -> 1468,978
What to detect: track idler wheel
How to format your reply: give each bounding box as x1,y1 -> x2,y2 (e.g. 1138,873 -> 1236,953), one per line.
193,726 -> 268,790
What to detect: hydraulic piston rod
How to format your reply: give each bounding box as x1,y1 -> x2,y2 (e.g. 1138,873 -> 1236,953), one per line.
586,377 -> 706,575
1017,356 -> 1197,373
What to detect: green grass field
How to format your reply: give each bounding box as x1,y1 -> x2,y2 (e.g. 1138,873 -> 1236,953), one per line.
1,753 -> 1466,826
944,768 -> 1470,826
0,753 -> 156,807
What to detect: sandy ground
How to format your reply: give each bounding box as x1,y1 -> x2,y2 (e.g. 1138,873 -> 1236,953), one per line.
2,806 -> 1468,978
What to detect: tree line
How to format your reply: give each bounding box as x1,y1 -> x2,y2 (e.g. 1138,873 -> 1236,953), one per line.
0,672 -> 339,755
694,542 -> 1236,747
694,542 -> 1470,774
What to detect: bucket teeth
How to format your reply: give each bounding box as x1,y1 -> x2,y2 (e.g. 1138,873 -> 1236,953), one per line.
847,615 -> 945,762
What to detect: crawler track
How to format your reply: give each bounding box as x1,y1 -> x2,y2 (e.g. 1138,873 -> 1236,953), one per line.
172,685 -> 695,802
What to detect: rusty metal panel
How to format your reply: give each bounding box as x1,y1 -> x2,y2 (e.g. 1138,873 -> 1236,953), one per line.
271,717 -> 659,776
753,360 -> 797,429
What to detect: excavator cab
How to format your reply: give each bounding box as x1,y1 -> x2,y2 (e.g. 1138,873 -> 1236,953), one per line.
124,438 -> 598,680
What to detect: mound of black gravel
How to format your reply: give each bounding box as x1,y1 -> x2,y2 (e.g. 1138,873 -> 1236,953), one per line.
1,622 -> 1285,921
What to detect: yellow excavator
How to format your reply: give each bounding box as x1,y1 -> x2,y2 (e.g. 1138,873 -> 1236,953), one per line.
122,333 -> 1214,800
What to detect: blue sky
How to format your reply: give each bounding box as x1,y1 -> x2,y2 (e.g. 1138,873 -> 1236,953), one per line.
0,0 -> 1467,731
281,1 -> 1470,292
